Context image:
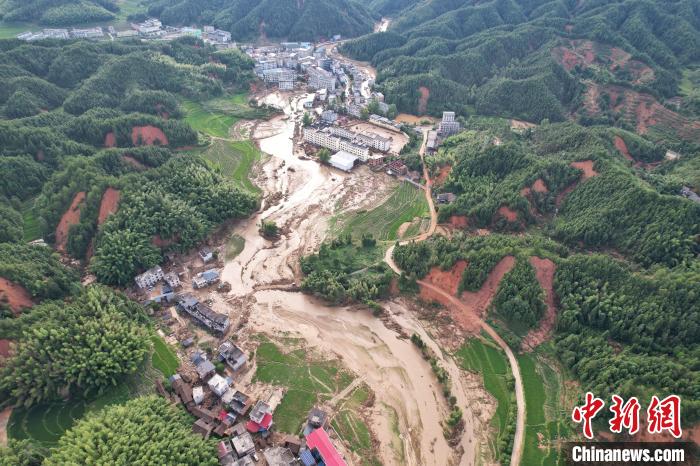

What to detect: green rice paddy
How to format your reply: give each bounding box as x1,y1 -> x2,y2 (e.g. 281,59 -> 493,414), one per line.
200,139 -> 262,194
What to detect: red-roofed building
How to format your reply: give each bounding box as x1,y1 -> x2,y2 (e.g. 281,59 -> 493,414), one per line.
246,412 -> 273,433
305,428 -> 347,466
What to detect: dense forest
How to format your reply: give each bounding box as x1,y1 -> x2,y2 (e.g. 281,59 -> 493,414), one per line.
340,0 -> 700,137
0,0 -> 118,26
147,0 -> 377,41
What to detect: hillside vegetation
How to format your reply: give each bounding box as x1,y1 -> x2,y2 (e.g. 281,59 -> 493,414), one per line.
1,0 -> 119,26
341,0 -> 700,142
148,0 -> 377,41
0,37 -> 260,285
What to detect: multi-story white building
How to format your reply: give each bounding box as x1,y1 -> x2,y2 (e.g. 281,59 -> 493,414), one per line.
327,126 -> 391,152
303,128 -> 370,160
71,27 -> 104,39
438,111 -> 461,136
308,67 -> 336,91
135,266 -> 164,289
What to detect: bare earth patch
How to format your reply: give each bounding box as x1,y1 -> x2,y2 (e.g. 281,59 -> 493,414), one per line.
434,165 -> 452,186
449,215 -> 469,229
131,125 -> 169,146
521,257 -> 557,351
496,205 -> 518,222
613,135 -> 634,162
532,178 -> 548,193
55,191 -> 86,253
0,277 -> 33,315
104,131 -> 116,147
424,260 -> 468,295
152,234 -> 178,248
121,155 -> 147,170
571,160 -> 598,179
417,86 -> 430,115
97,187 -> 120,225
418,256 -> 516,334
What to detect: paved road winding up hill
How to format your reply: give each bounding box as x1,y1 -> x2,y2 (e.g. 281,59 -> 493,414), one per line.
384,129 -> 526,466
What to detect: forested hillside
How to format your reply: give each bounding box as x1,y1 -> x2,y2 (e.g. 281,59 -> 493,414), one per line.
341,0 -> 700,141
0,37 -> 258,286
147,0 -> 377,41
0,0 -> 120,26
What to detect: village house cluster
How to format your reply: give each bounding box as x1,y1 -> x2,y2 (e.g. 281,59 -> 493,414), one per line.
17,18 -> 234,47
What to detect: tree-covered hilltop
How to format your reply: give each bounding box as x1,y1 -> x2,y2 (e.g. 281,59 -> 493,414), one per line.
340,0 -> 700,136
44,396 -> 217,465
0,286 -> 149,407
0,0 -> 119,26
0,38 -> 259,285
147,0 -> 377,41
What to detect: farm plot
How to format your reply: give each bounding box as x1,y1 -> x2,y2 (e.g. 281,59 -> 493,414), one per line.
253,336 -> 356,435
150,334 -> 179,377
335,182 -> 428,241
331,383 -> 381,466
455,337 -> 514,460
201,139 -> 261,194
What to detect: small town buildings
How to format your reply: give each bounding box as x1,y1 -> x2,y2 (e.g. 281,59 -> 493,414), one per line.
426,130 -> 438,154
305,428 -> 347,466
193,269 -> 220,289
232,432 -> 256,458
386,159 -> 408,176
218,440 -> 235,461
193,419 -> 214,439
199,247 -> 214,263
303,128 -> 370,160
193,386 -> 205,405
177,294 -> 230,334
171,374 -> 194,405
321,110 -> 338,124
308,67 -> 336,91
164,271 -> 181,288
71,27 -> 104,39
437,193 -> 457,204
438,111 -> 461,136
228,390 -> 252,416
681,186 -> 700,203
305,407 -> 329,434
196,359 -> 216,380
135,266 -> 164,289
192,406 -> 218,424
247,400 -> 273,433
329,151 -> 358,172
219,341 -> 248,372
203,27 -> 231,44
208,374 -> 231,397
369,114 -> 402,133
132,18 -> 163,36
116,29 -> 138,38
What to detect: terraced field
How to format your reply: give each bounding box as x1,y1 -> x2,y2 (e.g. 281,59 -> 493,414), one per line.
455,337 -> 515,460
335,181 -> 428,241
199,139 -> 262,194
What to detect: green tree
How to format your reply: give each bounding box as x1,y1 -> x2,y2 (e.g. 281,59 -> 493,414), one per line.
302,112 -> 313,127
317,148 -> 331,164
0,439 -> 44,466
259,220 -> 280,239
0,286 -> 149,407
45,396 -> 217,465
90,230 -> 161,286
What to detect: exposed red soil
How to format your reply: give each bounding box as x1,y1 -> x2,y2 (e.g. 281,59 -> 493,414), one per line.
532,178 -> 548,193
121,155 -> 147,170
434,165 -> 451,186
555,160 -> 598,207
152,234 -> 177,248
0,339 -> 12,361
418,256 -> 515,334
520,186 -> 531,197
496,205 -> 518,222
104,131 -> 116,148
613,135 -> 634,162
417,86 -> 430,115
131,126 -> 168,146
571,160 -> 598,180
0,277 -> 33,315
97,187 -> 120,225
424,260 -> 468,296
55,191 -> 86,253
36,150 -> 44,161
449,215 -> 469,229
521,257 -> 557,351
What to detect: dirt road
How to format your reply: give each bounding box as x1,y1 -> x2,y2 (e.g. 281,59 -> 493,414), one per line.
384,127 -> 526,465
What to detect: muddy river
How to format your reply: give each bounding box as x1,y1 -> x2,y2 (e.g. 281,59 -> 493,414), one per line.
220,92 -> 484,465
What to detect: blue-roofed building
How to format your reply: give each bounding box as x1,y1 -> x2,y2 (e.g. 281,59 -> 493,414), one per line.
299,448 -> 316,466
193,269 -> 221,289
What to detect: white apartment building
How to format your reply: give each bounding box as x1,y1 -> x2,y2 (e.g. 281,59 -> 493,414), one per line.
438,111 -> 461,136
303,128 -> 370,160
327,126 -> 391,152
308,67 -> 336,91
